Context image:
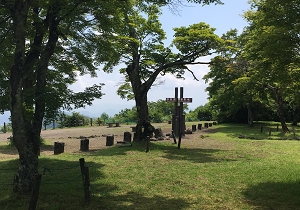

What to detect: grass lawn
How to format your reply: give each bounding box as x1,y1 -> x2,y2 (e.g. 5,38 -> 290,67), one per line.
1,122 -> 300,209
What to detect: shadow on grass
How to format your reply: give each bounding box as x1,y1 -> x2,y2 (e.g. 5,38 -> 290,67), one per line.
243,181 -> 300,209
0,157 -> 192,210
212,123 -> 297,140
0,144 -> 55,156
0,158 -> 104,210
88,141 -> 235,164
91,191 -> 191,210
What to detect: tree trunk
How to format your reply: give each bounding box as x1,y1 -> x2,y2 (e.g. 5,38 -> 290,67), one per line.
9,0 -> 61,193
247,97 -> 254,127
9,0 -> 39,193
292,106 -> 299,126
274,91 -> 289,133
134,89 -> 154,141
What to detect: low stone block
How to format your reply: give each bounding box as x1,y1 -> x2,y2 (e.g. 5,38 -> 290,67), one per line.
106,135 -> 114,146
80,139 -> 89,151
124,132 -> 132,142
54,142 -> 65,155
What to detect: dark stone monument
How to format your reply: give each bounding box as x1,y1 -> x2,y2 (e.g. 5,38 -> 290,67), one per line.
154,128 -> 163,138
80,138 -> 89,151
131,126 -> 137,132
54,142 -> 65,155
198,123 -> 202,130
209,123 -> 212,127
106,135 -> 114,146
185,129 -> 193,134
213,121 -> 217,125
192,125 -> 196,132
204,123 -> 209,128
124,132 -> 132,142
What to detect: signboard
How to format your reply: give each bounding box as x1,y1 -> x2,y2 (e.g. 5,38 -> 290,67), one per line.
166,98 -> 192,103
179,98 -> 192,103
166,98 -> 177,103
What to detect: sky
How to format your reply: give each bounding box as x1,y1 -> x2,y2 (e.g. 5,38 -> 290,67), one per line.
0,0 -> 251,124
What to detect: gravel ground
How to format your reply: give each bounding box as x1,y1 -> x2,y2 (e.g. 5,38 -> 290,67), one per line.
0,123 -> 218,159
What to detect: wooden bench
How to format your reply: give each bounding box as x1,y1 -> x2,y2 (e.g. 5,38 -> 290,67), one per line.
107,122 -> 120,127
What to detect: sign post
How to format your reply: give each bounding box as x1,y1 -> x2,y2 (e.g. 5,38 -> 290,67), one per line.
166,87 -> 192,148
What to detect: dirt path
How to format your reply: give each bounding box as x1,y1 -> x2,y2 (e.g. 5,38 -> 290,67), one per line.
0,123 -> 218,159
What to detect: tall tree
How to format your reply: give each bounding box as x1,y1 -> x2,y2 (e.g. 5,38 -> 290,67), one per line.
103,4 -> 222,140
0,0 -> 122,192
243,0 -> 300,132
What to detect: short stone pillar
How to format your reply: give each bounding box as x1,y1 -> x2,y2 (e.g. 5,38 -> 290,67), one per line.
133,133 -> 137,141
80,138 -> 89,151
168,120 -> 172,124
204,123 -> 209,128
198,124 -> 202,130
209,123 -> 212,127
213,121 -> 217,125
54,142 -> 65,155
124,132 -> 132,142
154,128 -> 163,138
131,126 -> 136,132
192,125 -> 196,132
106,135 -> 114,146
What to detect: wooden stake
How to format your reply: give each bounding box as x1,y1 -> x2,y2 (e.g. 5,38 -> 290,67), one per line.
178,132 -> 181,149
172,130 -> 177,144
83,167 -> 91,203
79,158 -> 91,202
146,136 -> 150,153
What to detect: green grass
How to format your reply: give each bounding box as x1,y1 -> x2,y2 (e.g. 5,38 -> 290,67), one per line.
1,122 -> 300,209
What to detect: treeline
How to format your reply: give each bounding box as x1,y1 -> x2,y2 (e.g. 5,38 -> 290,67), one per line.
42,100 -> 212,129
202,1 -> 300,131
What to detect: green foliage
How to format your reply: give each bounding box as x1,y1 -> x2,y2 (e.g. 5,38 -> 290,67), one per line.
56,112 -> 90,128
0,123 -> 12,133
186,104 -> 212,120
114,107 -> 139,121
100,112 -> 110,121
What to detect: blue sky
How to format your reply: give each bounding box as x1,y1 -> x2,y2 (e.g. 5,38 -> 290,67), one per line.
0,0 -> 251,124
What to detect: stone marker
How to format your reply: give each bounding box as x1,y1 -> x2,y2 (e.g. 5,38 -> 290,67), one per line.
154,128 -> 163,138
209,123 -> 212,127
80,138 -> 89,151
124,132 -> 132,142
192,125 -> 196,132
106,135 -> 114,146
54,142 -> 65,155
213,122 -> 217,125
185,129 -> 193,134
204,123 -> 209,128
198,124 -> 202,130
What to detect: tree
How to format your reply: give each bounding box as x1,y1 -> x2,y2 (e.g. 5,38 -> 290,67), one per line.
0,0 -> 123,193
203,29 -> 257,125
104,4 -> 222,140
243,0 -> 300,132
